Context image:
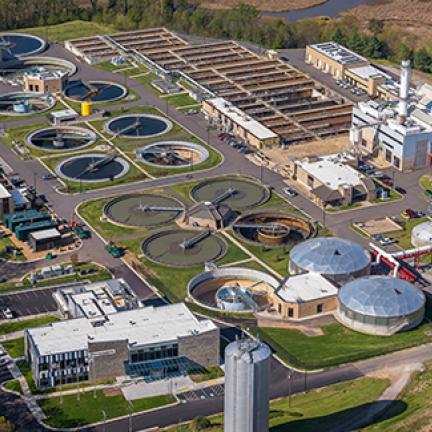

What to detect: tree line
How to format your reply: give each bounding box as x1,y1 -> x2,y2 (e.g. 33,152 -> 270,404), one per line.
0,0 -> 430,74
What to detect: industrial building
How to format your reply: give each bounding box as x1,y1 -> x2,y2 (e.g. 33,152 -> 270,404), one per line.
66,29 -> 353,147
224,338 -> 271,432
288,153 -> 376,206
351,61 -> 432,171
28,228 -> 62,252
274,272 -> 338,319
411,221 -> 432,248
289,237 -> 371,284
306,42 -> 399,99
54,278 -> 141,319
3,209 -> 58,241
25,303 -> 219,389
23,70 -> 68,94
182,201 -> 233,230
337,276 -> 425,335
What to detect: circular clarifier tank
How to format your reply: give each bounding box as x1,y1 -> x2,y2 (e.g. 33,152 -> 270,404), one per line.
136,141 -> 209,168
233,211 -> 315,247
27,126 -> 97,152
105,114 -> 173,139
0,92 -> 55,115
141,229 -> 227,267
104,193 -> 184,228
0,56 -> 77,81
191,178 -> 269,209
56,153 -> 130,183
188,266 -> 279,312
64,80 -> 127,103
0,33 -> 46,59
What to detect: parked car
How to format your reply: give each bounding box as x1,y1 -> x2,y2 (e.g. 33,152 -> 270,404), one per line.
283,187 -> 298,198
42,173 -> 56,180
2,308 -> 13,319
0,358 -> 9,367
395,186 -> 407,194
401,208 -> 419,219
380,177 -> 393,187
424,189 -> 432,199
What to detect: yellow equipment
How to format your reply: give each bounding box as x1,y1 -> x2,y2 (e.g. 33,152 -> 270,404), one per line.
81,101 -> 91,116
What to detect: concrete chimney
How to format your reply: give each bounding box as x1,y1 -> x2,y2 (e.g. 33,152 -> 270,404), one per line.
398,60 -> 411,124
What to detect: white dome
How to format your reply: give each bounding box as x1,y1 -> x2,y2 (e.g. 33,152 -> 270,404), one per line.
411,221 -> 432,248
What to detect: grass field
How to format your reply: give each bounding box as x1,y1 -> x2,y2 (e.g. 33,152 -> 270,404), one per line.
252,322 -> 432,370
18,20 -> 116,42
363,363 -> 432,431
39,390 -> 176,428
387,217 -> 429,250
420,175 -> 432,191
0,316 -> 59,337
3,379 -> 23,394
2,338 -> 24,358
162,376 -> 389,431
162,93 -> 200,109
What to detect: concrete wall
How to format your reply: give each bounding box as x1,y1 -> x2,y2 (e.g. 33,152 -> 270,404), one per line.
88,339 -> 129,380
273,295 -> 337,320
178,328 -> 220,368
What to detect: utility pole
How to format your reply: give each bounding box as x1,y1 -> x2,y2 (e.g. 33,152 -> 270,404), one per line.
102,410 -> 107,432
128,400 -> 133,432
288,370 -> 292,408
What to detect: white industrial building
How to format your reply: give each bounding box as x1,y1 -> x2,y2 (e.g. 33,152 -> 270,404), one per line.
53,278 -> 140,319
351,61 -> 432,171
25,303 -> 220,389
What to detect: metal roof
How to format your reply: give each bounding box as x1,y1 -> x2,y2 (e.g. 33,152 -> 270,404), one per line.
339,276 -> 425,318
289,237 -> 371,276
225,339 -> 271,364
412,221 -> 432,244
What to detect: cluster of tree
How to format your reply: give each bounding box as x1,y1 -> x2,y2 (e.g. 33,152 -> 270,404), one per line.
0,0 -> 430,74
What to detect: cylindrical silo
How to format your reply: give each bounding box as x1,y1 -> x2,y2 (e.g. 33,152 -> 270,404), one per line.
224,338 -> 271,432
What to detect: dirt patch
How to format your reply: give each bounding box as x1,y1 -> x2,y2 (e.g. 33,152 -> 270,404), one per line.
102,387 -> 121,397
201,0 -> 325,12
262,135 -> 351,165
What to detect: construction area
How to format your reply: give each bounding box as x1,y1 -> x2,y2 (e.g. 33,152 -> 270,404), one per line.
65,28 -> 353,147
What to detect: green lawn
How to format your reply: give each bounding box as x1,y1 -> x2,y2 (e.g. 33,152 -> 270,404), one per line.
93,61 -> 149,76
0,235 -> 26,262
162,376 -> 389,432
2,337 -> 24,358
2,338 -> 24,358
18,20 -> 116,42
420,175 -> 432,191
163,93 -> 200,108
0,101 -> 64,125
363,363 -> 432,431
252,322 -> 432,370
39,390 -> 176,428
0,316 -> 59,336
3,379 -> 23,394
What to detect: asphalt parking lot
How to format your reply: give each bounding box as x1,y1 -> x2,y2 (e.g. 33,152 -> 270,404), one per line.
177,384 -> 224,402
0,287 -> 58,319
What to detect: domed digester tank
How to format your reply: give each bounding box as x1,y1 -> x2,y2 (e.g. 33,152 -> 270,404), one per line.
224,338 -> 271,432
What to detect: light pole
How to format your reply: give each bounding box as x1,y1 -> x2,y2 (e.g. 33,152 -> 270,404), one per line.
128,399 -> 133,432
101,410 -> 107,432
288,370 -> 292,408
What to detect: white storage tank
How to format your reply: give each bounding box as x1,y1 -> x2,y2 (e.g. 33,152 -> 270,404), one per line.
224,338 -> 271,432
411,221 -> 432,248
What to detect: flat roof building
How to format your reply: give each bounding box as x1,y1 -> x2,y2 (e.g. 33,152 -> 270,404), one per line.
274,273 -> 338,319
54,278 -> 141,319
289,154 -> 376,206
29,228 -> 62,252
25,303 -> 220,388
203,97 -> 279,149
306,42 -> 399,99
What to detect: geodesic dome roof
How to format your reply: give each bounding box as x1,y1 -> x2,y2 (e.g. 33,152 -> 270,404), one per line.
289,237 -> 370,276
339,276 -> 425,318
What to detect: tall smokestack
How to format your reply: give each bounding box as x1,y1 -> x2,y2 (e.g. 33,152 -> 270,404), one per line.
398,60 -> 411,124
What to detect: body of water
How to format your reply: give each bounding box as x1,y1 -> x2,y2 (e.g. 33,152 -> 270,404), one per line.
263,0 -> 374,22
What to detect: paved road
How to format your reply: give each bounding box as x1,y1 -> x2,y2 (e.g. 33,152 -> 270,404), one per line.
0,42 -> 431,431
